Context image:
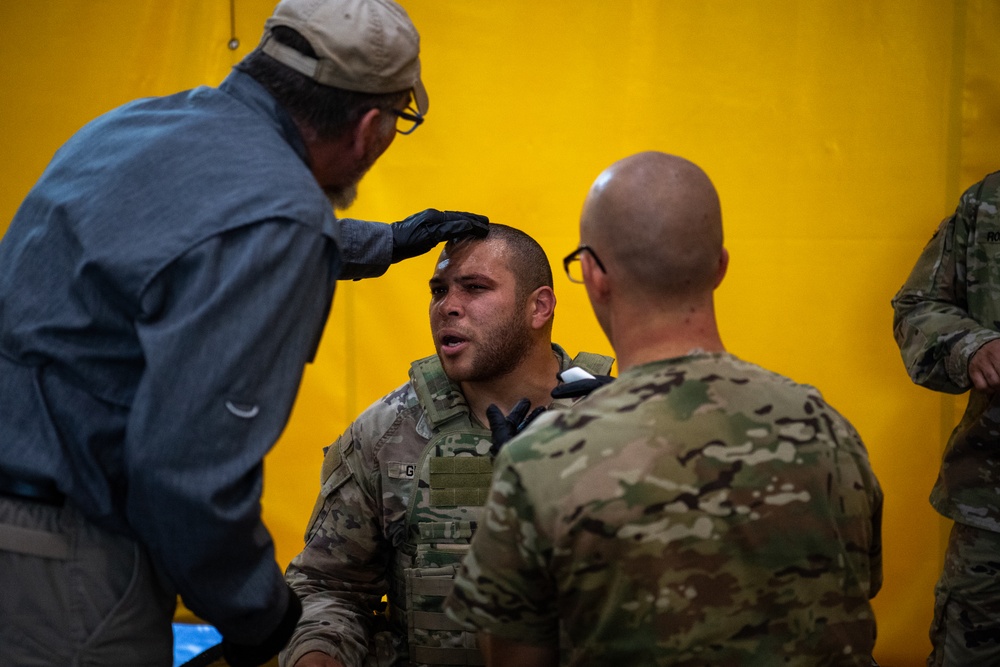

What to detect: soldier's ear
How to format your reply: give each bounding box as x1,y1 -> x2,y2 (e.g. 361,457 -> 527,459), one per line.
585,257 -> 611,304
714,248 -> 729,289
527,286 -> 555,330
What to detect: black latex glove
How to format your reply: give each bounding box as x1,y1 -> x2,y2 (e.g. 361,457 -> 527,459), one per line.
550,374 -> 615,399
486,398 -> 546,457
221,586 -> 302,667
390,209 -> 489,262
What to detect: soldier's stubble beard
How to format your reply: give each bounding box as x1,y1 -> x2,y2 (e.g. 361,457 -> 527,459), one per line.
443,303 -> 534,385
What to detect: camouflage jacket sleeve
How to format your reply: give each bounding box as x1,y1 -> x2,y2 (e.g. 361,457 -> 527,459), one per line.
891,180 -> 1000,393
442,441 -> 560,645
280,421 -> 392,667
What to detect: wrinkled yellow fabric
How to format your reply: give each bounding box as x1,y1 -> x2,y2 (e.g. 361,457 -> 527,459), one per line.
3,2 -> 1000,664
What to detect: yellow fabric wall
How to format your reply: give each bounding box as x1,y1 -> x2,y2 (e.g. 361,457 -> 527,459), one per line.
3,2 -> 1000,663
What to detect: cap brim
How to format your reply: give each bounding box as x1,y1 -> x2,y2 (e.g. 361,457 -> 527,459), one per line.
412,78 -> 429,115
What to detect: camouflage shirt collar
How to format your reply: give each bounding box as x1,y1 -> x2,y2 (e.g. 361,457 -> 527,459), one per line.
409,344 -> 573,429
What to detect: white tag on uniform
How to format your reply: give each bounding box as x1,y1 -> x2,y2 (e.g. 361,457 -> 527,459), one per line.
559,366 -> 596,383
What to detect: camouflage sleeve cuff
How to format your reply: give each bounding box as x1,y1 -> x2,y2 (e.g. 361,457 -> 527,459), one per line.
949,330 -> 1000,388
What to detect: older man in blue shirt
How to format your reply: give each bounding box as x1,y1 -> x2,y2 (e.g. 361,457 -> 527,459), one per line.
0,1 -> 486,665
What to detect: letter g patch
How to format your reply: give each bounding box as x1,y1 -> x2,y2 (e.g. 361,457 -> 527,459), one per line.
388,461 -> 417,479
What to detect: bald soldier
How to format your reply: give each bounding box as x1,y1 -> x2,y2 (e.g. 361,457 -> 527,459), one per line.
444,152 -> 884,665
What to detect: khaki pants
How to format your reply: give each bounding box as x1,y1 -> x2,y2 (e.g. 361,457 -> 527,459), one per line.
928,521 -> 1000,667
0,495 -> 176,667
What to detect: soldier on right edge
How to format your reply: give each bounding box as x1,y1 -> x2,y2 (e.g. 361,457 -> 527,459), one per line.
892,170 -> 1000,666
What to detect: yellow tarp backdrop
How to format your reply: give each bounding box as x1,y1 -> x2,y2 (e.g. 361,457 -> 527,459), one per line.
3,2 -> 1000,664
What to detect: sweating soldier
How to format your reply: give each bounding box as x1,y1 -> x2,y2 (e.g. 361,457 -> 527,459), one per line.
892,170 -> 1000,666
280,224 -> 613,667
445,152 -> 884,666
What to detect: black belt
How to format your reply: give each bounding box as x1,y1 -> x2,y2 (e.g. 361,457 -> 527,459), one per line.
0,469 -> 65,507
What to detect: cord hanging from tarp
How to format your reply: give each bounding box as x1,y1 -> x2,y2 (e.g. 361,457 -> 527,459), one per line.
228,0 -> 239,50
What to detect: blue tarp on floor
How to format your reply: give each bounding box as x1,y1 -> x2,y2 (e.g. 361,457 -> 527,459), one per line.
172,623 -> 222,667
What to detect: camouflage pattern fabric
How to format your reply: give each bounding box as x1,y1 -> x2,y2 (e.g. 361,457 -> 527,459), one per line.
928,522 -> 1000,666
891,172 -> 1000,665
444,352 -> 883,666
891,171 -> 1000,531
280,346 -> 612,667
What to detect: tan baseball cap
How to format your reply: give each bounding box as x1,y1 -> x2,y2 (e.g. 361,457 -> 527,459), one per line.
260,0 -> 428,114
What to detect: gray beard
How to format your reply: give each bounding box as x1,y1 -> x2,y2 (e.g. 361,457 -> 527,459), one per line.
326,128 -> 386,211
326,181 -> 359,211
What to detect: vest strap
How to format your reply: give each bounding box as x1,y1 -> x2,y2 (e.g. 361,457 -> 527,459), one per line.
408,576 -> 458,597
571,350 -> 614,376
429,456 -> 493,507
411,610 -> 465,631
418,521 -> 476,540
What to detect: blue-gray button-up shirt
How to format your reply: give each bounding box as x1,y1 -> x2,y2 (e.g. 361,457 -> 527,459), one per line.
0,69 -> 392,641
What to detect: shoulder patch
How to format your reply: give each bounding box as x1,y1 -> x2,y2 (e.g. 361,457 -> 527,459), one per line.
319,442 -> 343,484
388,461 -> 417,479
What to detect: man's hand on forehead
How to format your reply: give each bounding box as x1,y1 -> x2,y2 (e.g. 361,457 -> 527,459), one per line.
390,209 -> 489,263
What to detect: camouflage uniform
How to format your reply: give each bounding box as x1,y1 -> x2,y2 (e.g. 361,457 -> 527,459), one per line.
891,171 -> 1000,666
444,352 -> 883,666
280,345 -> 613,667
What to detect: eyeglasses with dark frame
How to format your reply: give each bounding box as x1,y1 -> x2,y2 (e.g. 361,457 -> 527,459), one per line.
562,245 -> 606,283
389,106 -> 424,135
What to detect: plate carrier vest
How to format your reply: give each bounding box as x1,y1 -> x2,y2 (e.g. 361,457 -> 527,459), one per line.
372,350 -> 613,666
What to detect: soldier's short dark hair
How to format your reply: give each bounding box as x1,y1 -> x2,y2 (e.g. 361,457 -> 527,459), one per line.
486,224 -> 553,301
236,26 -> 409,140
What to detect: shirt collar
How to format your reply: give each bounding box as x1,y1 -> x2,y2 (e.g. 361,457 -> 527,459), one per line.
218,68 -> 309,164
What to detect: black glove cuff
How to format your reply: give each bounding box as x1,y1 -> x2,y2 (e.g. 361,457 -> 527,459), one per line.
221,586 -> 303,667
